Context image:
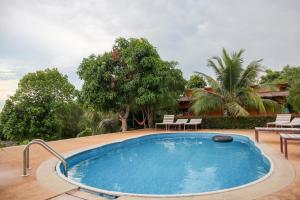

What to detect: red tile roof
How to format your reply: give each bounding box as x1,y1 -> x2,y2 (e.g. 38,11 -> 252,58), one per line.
259,91 -> 288,98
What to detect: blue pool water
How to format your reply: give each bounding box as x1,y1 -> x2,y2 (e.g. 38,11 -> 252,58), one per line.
60,133 -> 271,195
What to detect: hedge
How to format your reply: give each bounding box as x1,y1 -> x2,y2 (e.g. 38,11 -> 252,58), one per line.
199,116 -> 276,129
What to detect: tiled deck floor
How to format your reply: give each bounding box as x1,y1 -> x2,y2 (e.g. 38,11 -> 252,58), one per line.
0,129 -> 299,200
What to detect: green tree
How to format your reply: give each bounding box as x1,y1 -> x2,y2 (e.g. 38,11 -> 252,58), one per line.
280,66 -> 300,83
133,61 -> 185,128
260,66 -> 300,112
287,81 -> 300,112
0,113 -> 3,140
56,102 -> 84,138
260,66 -> 300,84
287,71 -> 300,112
78,38 -> 185,131
186,74 -> 206,89
0,68 -> 77,142
78,38 -> 153,132
260,69 -> 281,84
192,48 -> 281,116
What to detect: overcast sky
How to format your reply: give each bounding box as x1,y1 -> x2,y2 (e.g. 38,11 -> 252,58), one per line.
1,0 -> 300,109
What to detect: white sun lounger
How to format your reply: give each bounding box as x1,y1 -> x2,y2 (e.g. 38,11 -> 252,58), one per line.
280,133 -> 300,159
169,119 -> 189,130
254,127 -> 300,142
277,118 -> 300,128
266,114 -> 291,127
184,118 -> 202,131
155,115 -> 175,130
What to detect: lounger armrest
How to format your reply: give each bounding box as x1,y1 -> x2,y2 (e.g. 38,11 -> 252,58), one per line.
185,122 -> 201,124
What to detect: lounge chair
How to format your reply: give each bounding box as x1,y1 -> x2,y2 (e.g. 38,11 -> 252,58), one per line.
184,118 -> 202,131
169,119 -> 188,130
280,134 -> 300,159
254,127 -> 300,142
155,115 -> 174,130
266,114 -> 291,127
277,118 -> 300,128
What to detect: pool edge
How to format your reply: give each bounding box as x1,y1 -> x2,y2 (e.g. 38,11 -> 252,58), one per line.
37,132 -> 295,199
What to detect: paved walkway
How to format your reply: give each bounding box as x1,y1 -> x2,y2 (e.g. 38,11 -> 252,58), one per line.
0,129 -> 300,200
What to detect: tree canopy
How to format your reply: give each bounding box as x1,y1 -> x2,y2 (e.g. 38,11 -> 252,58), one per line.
0,68 -> 79,142
133,60 -> 185,128
186,74 -> 206,89
78,38 -> 185,131
192,48 -> 281,117
287,81 -> 300,112
260,65 -> 300,84
260,66 -> 300,112
285,67 -> 300,112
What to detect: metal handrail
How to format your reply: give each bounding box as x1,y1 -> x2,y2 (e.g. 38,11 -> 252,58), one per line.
25,139 -> 66,168
22,139 -> 68,177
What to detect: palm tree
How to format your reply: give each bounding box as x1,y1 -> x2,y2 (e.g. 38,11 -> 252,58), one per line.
191,48 -> 281,116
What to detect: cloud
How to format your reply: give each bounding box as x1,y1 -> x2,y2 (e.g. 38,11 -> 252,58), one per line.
0,79 -> 18,105
0,68 -> 16,80
0,0 -> 300,109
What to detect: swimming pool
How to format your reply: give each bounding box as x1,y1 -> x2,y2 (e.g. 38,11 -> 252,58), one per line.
57,133 -> 272,197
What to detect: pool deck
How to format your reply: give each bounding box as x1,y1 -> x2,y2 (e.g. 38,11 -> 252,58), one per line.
0,129 -> 300,200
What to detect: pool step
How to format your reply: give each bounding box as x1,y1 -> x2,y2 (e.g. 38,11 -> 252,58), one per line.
50,189 -> 109,200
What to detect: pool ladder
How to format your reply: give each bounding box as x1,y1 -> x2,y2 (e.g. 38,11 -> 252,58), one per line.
22,139 -> 68,177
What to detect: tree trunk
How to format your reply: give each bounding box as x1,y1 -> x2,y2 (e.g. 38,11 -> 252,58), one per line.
118,105 -> 130,133
121,118 -> 127,132
145,106 -> 154,128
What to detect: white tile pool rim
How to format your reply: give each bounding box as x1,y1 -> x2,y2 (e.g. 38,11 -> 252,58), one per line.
55,132 -> 275,198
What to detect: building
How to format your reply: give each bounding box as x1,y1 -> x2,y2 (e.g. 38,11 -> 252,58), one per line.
178,83 -> 289,116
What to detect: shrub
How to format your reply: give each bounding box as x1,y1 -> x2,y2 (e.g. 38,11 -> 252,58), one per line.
97,115 -> 120,134
200,116 -> 276,129
77,128 -> 93,137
